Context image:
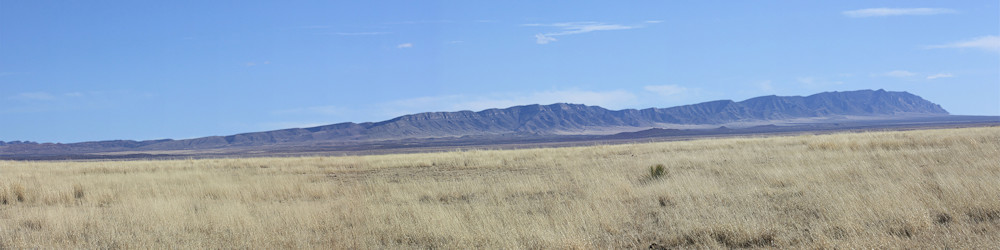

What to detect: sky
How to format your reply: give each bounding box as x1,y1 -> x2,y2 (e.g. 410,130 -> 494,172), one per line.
1,1 -> 998,143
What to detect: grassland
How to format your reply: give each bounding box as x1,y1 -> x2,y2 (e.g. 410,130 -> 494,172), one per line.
1,127 -> 999,248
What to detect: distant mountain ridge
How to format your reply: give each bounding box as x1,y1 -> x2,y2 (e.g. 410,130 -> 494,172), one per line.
1,89 -> 949,153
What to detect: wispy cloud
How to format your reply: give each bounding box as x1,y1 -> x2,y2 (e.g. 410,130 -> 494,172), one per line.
335,32 -> 390,36
296,25 -> 333,29
926,35 -> 1000,52
535,34 -> 558,44
926,73 -> 954,80
757,80 -> 774,91
796,77 -> 816,85
644,20 -> 664,24
873,70 -> 956,80
386,20 -> 453,25
3,90 -> 152,114
882,70 -> 916,78
797,77 -> 844,87
526,22 -> 642,44
12,92 -> 56,101
842,8 -> 957,18
272,105 -> 345,116
397,43 -> 413,49
644,84 -> 688,97
245,61 -> 271,67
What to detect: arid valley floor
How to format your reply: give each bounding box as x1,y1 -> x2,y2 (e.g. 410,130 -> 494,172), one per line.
2,126 -> 999,248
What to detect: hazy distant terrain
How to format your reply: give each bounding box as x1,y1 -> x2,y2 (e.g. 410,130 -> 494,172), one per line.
2,127 -> 997,248
5,89 -> 994,160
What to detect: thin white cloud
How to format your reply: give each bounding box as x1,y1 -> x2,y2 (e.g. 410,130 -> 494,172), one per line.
926,73 -> 954,80
335,32 -> 390,36
644,20 -> 664,24
883,70 -> 916,78
842,8 -> 957,18
386,20 -> 453,25
535,34 -> 557,44
272,105 -> 345,116
296,25 -> 332,29
797,77 -> 816,85
397,43 -> 413,48
926,35 -> 1000,52
546,22 -> 637,36
871,70 -> 957,79
758,80 -> 774,91
797,77 -> 844,87
245,61 -> 270,67
527,22 -> 641,44
3,90 -> 153,114
644,84 -> 688,97
9,91 -> 94,102
12,92 -> 56,101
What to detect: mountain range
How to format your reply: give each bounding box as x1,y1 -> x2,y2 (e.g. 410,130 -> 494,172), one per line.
0,89 -> 955,155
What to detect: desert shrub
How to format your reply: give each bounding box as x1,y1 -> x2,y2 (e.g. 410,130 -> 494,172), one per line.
649,164 -> 666,179
72,184 -> 85,199
12,183 -> 25,202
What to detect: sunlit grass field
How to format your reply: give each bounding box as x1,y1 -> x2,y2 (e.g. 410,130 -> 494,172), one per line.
2,127 -> 998,248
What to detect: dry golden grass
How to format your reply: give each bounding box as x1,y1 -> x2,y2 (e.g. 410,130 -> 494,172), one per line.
1,127 -> 999,248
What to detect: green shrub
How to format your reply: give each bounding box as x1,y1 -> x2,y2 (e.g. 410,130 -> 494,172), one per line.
649,164 -> 666,179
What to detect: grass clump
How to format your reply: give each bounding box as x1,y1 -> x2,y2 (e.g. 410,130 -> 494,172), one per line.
649,164 -> 666,179
12,183 -> 25,202
72,184 -> 85,199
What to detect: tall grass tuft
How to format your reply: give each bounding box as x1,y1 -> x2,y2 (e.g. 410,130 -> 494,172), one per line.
72,184 -> 85,199
649,164 -> 666,179
12,183 -> 25,202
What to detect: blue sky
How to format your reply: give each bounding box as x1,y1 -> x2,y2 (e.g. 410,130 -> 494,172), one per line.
1,1 -> 998,143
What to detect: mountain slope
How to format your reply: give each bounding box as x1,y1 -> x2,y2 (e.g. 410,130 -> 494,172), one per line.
354,89 -> 946,137
1,89 -> 949,153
